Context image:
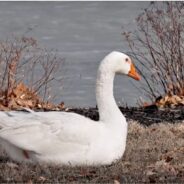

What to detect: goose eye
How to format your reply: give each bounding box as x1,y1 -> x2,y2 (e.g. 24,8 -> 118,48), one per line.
125,58 -> 129,62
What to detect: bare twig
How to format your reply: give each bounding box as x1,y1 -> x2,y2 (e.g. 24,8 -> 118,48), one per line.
0,35 -> 64,107
123,2 -> 184,103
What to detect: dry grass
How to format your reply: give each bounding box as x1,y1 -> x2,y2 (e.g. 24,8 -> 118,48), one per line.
0,120 -> 183,183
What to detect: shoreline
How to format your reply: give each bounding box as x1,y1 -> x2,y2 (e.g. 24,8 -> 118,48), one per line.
66,106 -> 184,125
1,105 -> 184,125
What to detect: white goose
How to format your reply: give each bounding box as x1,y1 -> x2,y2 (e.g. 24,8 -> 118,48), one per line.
0,51 -> 140,165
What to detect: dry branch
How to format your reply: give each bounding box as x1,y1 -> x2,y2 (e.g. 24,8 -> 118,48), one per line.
0,35 -> 65,110
123,2 -> 184,107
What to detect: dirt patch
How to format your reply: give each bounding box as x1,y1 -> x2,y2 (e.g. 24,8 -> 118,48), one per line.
0,120 -> 183,183
67,106 -> 184,125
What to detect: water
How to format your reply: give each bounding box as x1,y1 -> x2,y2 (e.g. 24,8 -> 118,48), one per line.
0,2 -> 149,107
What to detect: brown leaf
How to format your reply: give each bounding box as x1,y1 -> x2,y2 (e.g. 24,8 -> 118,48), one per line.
38,176 -> 46,182
114,180 -> 120,184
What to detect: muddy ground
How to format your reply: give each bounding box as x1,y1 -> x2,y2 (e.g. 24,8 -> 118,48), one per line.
0,107 -> 183,183
68,106 -> 184,125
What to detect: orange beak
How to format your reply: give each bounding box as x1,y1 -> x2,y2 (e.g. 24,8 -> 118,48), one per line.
128,63 -> 141,81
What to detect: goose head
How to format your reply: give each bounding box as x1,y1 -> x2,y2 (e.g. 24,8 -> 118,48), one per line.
102,51 -> 141,81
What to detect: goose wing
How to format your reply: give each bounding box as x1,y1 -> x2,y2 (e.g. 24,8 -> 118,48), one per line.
0,111 -> 98,156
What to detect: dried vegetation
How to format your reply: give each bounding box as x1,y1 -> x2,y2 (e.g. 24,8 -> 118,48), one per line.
0,36 -> 65,111
123,2 -> 184,108
0,120 -> 183,183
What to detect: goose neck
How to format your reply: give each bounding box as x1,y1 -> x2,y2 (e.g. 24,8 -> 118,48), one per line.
96,67 -> 121,122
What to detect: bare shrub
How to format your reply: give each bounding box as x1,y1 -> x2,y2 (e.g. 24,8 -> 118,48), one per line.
123,2 -> 184,103
0,35 -> 64,109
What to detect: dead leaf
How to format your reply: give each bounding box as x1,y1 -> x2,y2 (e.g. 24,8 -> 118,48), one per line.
114,180 -> 120,184
38,176 -> 46,182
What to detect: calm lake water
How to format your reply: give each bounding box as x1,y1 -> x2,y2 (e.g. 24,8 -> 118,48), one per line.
0,1 -> 149,107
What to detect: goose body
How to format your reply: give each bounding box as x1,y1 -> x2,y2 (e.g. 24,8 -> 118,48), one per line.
0,51 -> 140,165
